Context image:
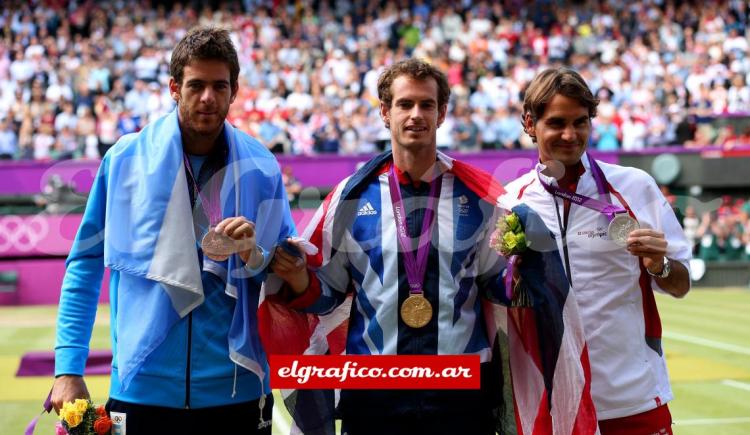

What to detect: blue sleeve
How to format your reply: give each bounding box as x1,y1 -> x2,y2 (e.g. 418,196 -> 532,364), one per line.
274,171 -> 297,241
245,168 -> 298,280
304,267 -> 350,315
303,196 -> 352,315
478,266 -> 511,306
54,158 -> 108,376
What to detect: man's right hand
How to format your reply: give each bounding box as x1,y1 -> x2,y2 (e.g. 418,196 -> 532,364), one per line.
51,375 -> 90,413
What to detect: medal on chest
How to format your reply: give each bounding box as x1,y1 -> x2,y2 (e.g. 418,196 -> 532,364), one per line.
388,164 -> 441,328
607,213 -> 640,246
184,154 -> 236,261
201,228 -> 235,261
539,155 -> 639,246
400,292 -> 433,328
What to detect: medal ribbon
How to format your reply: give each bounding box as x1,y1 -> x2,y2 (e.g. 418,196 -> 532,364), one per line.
183,153 -> 222,226
504,255 -> 517,302
586,153 -> 613,199
387,164 -> 441,296
24,390 -> 52,435
536,154 -> 625,222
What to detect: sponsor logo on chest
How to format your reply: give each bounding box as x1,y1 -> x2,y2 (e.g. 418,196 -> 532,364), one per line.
576,226 -> 608,239
357,201 -> 378,216
457,195 -> 470,216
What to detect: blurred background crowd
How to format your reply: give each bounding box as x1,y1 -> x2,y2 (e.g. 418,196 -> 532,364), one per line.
1,0 -> 750,162
681,194 -> 750,261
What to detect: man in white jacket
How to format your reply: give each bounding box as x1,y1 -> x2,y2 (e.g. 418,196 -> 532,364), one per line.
503,67 -> 691,435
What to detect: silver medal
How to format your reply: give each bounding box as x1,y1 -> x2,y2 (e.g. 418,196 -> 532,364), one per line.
608,214 -> 639,246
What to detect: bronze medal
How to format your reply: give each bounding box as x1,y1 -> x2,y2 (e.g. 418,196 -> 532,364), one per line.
400,294 -> 433,328
201,229 -> 235,261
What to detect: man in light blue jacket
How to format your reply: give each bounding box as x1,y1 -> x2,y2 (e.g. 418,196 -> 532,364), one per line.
50,26 -> 295,434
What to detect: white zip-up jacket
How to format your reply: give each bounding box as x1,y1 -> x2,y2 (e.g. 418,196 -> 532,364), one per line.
500,152 -> 691,420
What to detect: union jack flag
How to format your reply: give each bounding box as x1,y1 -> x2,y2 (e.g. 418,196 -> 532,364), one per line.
259,151 -> 599,434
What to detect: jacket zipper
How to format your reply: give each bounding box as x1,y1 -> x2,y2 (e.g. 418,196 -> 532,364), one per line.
554,198 -> 574,286
185,311 -> 192,409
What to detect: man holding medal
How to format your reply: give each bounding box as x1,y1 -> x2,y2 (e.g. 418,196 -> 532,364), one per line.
502,67 -> 691,434
50,27 -> 295,434
270,59 -> 509,434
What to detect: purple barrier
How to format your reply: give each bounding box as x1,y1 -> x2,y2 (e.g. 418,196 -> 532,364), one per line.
0,214 -> 82,257
0,258 -> 111,305
16,350 -> 112,377
0,151 -> 621,195
270,150 -> 619,188
620,145 -> 750,155
0,159 -> 100,195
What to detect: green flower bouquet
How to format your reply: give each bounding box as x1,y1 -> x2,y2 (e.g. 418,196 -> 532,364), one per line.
490,212 -> 531,307
490,212 -> 529,257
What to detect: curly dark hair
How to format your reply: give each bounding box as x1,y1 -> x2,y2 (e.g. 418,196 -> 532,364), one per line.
169,26 -> 240,88
377,58 -> 451,108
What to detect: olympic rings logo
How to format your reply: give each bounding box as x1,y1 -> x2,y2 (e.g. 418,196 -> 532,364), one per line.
0,215 -> 50,252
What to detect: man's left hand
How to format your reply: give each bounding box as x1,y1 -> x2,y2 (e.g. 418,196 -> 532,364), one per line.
626,228 -> 668,274
214,216 -> 262,267
270,238 -> 310,295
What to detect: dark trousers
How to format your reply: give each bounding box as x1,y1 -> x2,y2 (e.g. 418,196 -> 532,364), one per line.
338,359 -> 502,435
342,410 -> 496,435
105,395 -> 273,435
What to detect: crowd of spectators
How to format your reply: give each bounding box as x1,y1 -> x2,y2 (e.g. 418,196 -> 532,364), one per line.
1,0 -> 750,161
682,194 -> 750,262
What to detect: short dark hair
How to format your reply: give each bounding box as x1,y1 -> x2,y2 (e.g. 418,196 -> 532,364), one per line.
377,58 -> 451,108
523,67 -> 599,123
170,26 -> 240,88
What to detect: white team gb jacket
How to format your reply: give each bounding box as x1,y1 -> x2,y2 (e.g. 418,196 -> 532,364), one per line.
500,152 -> 692,420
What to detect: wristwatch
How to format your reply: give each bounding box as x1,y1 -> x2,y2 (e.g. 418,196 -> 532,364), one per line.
647,257 -> 671,279
244,245 -> 265,271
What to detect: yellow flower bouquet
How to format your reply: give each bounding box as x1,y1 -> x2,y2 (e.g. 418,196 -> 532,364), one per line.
57,399 -> 112,435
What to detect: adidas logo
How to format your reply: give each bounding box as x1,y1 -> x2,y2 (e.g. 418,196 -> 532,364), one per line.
357,202 -> 378,216
458,195 -> 469,205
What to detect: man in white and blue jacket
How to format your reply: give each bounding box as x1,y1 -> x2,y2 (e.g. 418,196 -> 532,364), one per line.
270,58 -> 512,435
50,26 -> 295,434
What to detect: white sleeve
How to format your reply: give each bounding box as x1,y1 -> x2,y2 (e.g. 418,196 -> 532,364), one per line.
640,178 -> 692,293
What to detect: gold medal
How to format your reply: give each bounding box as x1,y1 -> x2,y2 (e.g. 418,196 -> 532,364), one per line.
400,294 -> 433,328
